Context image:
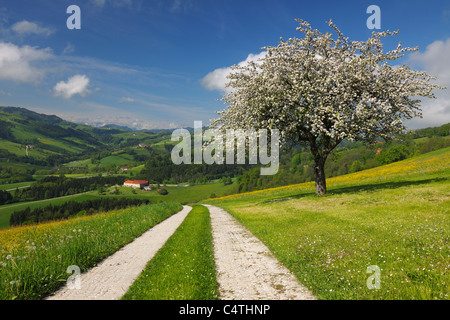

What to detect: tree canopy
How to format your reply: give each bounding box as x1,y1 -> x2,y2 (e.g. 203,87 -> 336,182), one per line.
212,19 -> 444,195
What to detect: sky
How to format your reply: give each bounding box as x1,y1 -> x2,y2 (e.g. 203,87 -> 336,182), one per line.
0,0 -> 449,130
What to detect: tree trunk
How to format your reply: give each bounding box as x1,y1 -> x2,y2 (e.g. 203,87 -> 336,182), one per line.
314,156 -> 327,195
307,134 -> 336,196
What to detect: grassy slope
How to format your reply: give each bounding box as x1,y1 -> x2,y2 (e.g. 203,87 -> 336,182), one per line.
0,202 -> 183,300
0,193 -> 100,229
122,205 -> 218,300
0,182 -> 33,191
206,147 -> 450,300
0,107 -> 174,168
99,154 -> 134,167
0,110 -> 96,157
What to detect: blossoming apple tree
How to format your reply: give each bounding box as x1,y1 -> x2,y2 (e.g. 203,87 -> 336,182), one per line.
212,19 -> 444,195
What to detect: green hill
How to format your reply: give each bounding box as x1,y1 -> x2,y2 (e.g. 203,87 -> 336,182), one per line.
0,107 -> 173,183
0,107 -> 104,161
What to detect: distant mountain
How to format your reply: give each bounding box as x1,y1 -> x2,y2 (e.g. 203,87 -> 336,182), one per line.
102,124 -> 137,132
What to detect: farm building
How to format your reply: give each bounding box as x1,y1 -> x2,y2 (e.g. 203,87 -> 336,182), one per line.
123,180 -> 149,189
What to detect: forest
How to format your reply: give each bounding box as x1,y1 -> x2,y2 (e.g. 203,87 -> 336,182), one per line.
138,154 -> 253,184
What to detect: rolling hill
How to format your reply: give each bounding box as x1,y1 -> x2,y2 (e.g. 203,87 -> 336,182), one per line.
0,106 -> 173,176
0,106 -> 102,160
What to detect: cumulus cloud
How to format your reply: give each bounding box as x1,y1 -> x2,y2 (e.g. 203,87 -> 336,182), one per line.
54,75 -> 91,99
11,20 -> 54,37
407,38 -> 450,128
201,51 -> 267,93
0,42 -> 53,83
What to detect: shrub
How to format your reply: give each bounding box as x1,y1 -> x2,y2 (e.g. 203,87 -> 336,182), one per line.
349,160 -> 363,173
157,188 -> 169,195
378,145 -> 411,165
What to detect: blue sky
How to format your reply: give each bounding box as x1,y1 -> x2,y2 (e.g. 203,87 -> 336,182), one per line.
0,0 -> 449,129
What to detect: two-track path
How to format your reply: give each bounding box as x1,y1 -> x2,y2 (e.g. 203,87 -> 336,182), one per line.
205,205 -> 315,300
47,206 -> 192,300
47,204 -> 315,300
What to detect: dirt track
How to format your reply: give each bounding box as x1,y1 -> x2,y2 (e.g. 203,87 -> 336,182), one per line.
46,206 -> 192,300
205,204 -> 316,300
46,204 -> 315,300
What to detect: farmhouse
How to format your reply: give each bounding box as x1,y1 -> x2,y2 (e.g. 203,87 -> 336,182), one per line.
123,180 -> 149,189
120,166 -> 131,171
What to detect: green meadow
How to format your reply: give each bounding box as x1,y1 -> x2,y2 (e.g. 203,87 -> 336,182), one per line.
98,182 -> 238,205
0,202 -> 182,300
206,147 -> 450,300
0,182 -> 33,191
122,205 -> 218,300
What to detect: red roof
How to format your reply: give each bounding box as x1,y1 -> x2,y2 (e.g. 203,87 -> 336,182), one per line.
124,180 -> 148,185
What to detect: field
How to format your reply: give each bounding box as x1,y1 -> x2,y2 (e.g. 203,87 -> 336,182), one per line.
0,182 -> 33,191
99,154 -> 134,167
0,181 -> 237,229
206,147 -> 450,300
0,202 -> 182,300
64,153 -> 134,169
97,182 -> 238,205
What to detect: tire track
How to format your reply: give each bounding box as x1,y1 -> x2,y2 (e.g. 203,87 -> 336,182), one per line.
205,204 -> 315,300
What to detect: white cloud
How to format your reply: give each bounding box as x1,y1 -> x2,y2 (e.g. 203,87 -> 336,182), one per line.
91,0 -> 106,7
201,51 -> 267,93
56,101 -> 179,130
63,43 -> 75,55
119,97 -> 134,103
11,20 -> 54,37
54,75 -> 91,99
170,0 -> 182,12
407,38 -> 450,128
0,42 -> 53,83
91,0 -> 133,8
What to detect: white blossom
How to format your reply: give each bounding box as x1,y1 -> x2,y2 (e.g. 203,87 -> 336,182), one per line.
211,19 -> 444,194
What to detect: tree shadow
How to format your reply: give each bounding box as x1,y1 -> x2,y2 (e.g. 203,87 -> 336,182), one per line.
260,177 -> 448,203
325,177 -> 448,196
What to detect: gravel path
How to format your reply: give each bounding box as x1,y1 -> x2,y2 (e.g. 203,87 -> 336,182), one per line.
46,206 -> 192,300
205,204 -> 316,300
